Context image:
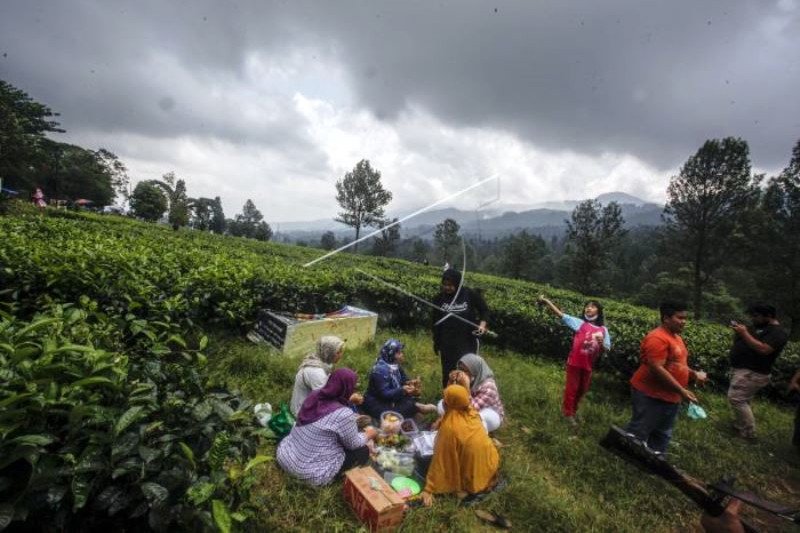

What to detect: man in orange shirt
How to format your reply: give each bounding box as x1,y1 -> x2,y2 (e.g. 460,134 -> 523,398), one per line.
624,301 -> 707,453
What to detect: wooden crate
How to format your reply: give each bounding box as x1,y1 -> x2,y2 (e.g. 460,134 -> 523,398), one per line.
343,466 -> 405,532
255,306 -> 377,358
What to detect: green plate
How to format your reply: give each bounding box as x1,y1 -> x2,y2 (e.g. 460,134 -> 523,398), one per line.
391,476 -> 421,495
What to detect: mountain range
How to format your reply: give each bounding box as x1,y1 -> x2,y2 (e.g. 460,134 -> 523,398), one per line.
273,192 -> 663,241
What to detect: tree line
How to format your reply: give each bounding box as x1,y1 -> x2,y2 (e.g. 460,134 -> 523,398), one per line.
325,139 -> 800,339
1,80 -> 273,241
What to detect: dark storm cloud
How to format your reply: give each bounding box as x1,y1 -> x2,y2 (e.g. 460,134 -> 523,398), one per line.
286,0 -> 800,169
1,0 -> 798,171
0,0 -> 329,170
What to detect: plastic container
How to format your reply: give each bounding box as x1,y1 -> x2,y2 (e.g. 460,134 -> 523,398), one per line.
375,448 -> 415,477
393,453 -> 415,477
399,418 -> 418,438
380,411 -> 404,435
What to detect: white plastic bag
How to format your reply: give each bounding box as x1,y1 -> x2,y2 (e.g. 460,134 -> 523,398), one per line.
412,431 -> 437,457
254,402 -> 273,427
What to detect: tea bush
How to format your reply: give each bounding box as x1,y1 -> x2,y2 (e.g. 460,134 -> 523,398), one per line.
1,214 -> 796,396
0,301 -> 268,529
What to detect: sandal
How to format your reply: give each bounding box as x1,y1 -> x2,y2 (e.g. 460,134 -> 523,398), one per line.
474,510 -> 512,529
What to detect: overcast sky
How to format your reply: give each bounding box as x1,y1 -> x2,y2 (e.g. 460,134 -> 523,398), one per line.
1,0 -> 798,222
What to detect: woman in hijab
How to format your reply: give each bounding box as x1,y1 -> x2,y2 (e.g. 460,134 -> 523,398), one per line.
362,339 -> 436,420
277,368 -> 377,486
289,336 -> 345,416
421,384 -> 500,507
432,268 -> 490,388
435,353 -> 505,432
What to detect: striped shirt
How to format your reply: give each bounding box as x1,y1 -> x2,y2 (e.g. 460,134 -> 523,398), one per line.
471,378 -> 505,420
276,407 -> 367,486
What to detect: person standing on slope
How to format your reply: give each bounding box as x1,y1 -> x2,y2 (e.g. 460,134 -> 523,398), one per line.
432,268 -> 489,389
539,296 -> 611,426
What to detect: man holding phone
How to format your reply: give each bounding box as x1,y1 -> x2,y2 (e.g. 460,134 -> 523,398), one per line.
727,303 -> 788,441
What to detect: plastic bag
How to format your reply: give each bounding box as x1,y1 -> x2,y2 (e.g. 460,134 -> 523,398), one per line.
267,402 -> 295,439
412,431 -> 437,457
687,402 -> 707,420
254,402 -> 272,427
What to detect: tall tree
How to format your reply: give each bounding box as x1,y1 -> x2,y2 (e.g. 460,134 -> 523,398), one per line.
500,230 -> 549,281
94,148 -> 129,203
335,159 -> 392,251
210,196 -> 226,233
228,199 -> 272,241
372,218 -> 401,256
756,139 -> 800,338
0,80 -> 64,186
411,238 -> 430,263
434,218 -> 461,263
564,200 -> 627,294
320,231 -> 337,250
663,137 -> 758,318
129,181 -> 168,221
191,197 -> 215,230
167,179 -> 190,229
31,140 -> 115,205
148,172 -> 192,229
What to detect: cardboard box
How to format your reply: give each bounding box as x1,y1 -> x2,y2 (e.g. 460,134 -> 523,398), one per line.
343,466 -> 405,532
254,306 -> 378,358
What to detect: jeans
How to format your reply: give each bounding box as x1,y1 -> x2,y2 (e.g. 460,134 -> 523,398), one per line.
624,388 -> 680,453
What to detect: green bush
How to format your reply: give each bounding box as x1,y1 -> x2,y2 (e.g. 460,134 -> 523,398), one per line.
0,213 -> 797,398
0,304 -> 268,531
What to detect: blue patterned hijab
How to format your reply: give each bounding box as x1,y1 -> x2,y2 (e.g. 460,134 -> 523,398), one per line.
376,338 -> 405,389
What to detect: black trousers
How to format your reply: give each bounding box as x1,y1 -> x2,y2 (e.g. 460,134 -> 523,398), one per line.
439,337 -> 479,388
338,445 -> 370,476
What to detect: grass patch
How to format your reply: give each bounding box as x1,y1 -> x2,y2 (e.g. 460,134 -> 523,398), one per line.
207,329 -> 800,532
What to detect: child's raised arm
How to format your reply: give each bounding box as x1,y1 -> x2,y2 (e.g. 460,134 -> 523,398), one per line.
538,295 -> 564,318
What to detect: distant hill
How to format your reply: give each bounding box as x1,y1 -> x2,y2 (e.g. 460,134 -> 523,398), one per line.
595,191 -> 650,206
274,191 -> 663,241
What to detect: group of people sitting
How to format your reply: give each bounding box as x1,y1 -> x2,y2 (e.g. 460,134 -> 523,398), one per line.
276,335 -> 506,505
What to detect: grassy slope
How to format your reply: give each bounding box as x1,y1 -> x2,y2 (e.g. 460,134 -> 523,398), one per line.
207,328 -> 800,533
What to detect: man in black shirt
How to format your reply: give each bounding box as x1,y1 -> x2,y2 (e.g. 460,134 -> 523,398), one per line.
432,269 -> 489,388
727,303 -> 789,440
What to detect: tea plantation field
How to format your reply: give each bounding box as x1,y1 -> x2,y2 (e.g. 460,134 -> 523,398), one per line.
1,208 -> 799,531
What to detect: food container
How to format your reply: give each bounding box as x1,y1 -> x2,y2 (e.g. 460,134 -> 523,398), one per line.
399,418 -> 418,438
375,448 -> 415,477
380,411 -> 403,435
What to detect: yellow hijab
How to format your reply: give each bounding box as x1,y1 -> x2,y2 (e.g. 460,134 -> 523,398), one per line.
425,385 -> 499,495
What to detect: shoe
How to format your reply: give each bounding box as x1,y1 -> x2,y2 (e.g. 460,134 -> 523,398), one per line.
564,416 -> 578,427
